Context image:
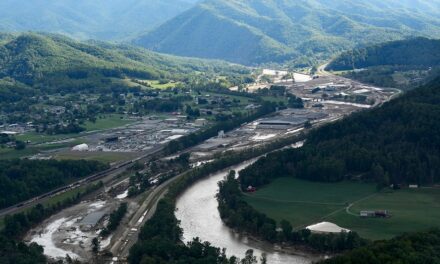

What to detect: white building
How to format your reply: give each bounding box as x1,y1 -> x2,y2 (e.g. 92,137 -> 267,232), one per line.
72,143 -> 89,151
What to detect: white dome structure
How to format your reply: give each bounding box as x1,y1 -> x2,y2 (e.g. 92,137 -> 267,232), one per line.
72,143 -> 89,152
306,222 -> 350,233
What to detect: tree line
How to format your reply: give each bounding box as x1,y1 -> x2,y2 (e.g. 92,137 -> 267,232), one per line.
0,159 -> 109,209
100,202 -> 128,237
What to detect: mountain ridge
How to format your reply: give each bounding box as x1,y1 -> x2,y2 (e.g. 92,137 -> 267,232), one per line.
327,37 -> 440,70
135,0 -> 440,66
0,0 -> 201,41
0,32 -> 248,87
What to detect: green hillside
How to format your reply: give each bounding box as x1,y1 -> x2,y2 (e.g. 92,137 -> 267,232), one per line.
0,0 -> 200,41
135,0 -> 440,66
0,32 -> 248,88
327,38 -> 440,70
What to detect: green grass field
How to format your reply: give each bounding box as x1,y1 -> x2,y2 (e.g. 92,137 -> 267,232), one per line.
0,139 -> 84,160
55,151 -> 138,163
244,177 -> 440,240
129,79 -> 179,89
16,132 -> 80,144
327,188 -> 440,240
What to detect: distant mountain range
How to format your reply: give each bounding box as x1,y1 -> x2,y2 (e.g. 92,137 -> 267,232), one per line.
0,0 -> 200,41
135,0 -> 440,65
1,0 -> 440,66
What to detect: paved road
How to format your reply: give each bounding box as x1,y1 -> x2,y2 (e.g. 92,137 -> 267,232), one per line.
0,145 -> 163,218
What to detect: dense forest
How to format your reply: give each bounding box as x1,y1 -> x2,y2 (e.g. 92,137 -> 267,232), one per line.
322,229 -> 440,264
217,171 -> 366,252
240,77 -> 440,189
0,159 -> 108,209
0,235 -> 46,264
327,38 -> 440,71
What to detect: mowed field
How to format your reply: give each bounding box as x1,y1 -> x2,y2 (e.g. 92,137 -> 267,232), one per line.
243,177 -> 440,240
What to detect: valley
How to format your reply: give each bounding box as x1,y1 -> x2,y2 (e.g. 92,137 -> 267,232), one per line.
9,67 -> 398,263
1,2 -> 440,264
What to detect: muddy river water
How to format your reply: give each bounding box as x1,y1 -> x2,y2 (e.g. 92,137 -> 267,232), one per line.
176,160 -> 318,264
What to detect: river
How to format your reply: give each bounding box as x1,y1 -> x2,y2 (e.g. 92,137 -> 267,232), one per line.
176,160 -> 315,264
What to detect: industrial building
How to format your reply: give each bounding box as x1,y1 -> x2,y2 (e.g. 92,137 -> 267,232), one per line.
257,117 -> 308,129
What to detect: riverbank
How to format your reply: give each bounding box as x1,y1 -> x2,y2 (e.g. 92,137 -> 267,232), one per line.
230,228 -> 329,258
129,132 -> 318,263
176,160 -> 320,263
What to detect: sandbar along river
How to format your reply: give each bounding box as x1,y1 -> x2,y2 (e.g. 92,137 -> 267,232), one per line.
176,160 -> 316,264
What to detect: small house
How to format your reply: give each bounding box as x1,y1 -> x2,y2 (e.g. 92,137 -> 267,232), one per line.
246,186 -> 257,193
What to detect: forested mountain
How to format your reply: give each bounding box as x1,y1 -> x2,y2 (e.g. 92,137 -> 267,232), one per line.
327,38 -> 440,71
135,0 -> 440,65
0,0 -> 200,41
326,38 -> 440,88
0,32 -> 247,89
240,77 -> 440,189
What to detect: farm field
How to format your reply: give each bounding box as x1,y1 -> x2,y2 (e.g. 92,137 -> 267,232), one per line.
328,188 -> 440,240
243,177 -> 440,240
